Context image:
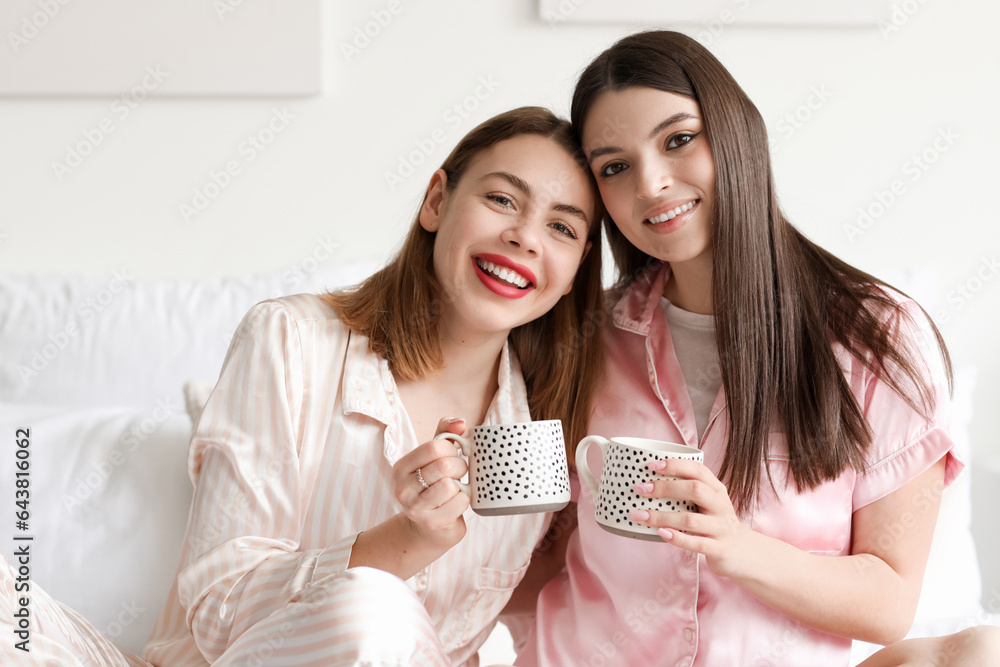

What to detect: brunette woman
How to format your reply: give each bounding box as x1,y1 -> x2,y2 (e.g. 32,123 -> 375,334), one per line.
515,31 -> 1000,667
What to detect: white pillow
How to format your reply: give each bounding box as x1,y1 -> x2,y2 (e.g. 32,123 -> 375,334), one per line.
183,378 -> 215,427
0,402 -> 194,655
0,261 -> 382,408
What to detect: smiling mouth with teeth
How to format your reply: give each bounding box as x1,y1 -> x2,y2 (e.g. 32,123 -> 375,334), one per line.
476,258 -> 532,289
645,199 -> 698,224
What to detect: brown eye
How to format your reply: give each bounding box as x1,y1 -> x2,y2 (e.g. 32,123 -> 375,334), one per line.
599,162 -> 628,178
666,132 -> 697,150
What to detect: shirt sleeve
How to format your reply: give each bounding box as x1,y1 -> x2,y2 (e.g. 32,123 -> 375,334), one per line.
175,299 -> 359,661
852,299 -> 964,510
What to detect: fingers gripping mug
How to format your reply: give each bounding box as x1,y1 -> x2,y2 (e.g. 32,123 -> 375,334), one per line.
576,436 -> 704,541
437,420 -> 571,516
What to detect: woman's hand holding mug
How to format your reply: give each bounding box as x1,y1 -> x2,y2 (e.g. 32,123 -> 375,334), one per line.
632,456 -> 754,578
392,417 -> 471,551
577,435 -> 755,578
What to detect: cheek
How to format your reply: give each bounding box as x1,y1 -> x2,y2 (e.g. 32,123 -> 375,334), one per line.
550,247 -> 586,292
431,230 -> 458,279
695,151 -> 716,196
597,181 -> 630,218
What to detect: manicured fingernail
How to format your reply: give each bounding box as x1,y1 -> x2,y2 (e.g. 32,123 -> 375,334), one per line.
658,528 -> 674,540
635,482 -> 653,494
631,509 -> 650,522
649,460 -> 666,471
446,417 -> 465,424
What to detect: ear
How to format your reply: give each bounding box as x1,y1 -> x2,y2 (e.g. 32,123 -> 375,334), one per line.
419,169 -> 449,233
563,239 -> 593,295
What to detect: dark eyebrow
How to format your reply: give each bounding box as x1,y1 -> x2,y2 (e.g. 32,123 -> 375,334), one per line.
587,112 -> 700,163
648,112 -> 699,140
587,145 -> 621,163
553,202 -> 591,227
480,171 -> 533,198
481,171 -> 591,228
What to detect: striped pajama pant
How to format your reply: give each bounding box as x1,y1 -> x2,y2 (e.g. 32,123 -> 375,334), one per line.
0,554 -> 452,666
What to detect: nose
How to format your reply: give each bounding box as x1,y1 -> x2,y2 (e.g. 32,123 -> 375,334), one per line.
635,158 -> 673,200
500,217 -> 541,255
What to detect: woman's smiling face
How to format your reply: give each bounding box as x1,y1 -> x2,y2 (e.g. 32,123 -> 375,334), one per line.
582,87 -> 716,269
419,133 -> 595,338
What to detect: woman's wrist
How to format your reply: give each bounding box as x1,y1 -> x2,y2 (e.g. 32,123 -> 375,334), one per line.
400,512 -> 464,555
709,522 -> 770,583
348,513 -> 454,579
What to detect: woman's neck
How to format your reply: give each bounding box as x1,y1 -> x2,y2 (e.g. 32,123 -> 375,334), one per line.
664,254 -> 714,314
395,324 -> 507,443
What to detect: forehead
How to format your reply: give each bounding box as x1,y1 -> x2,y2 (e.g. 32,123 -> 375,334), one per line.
461,134 -> 596,210
463,134 -> 582,181
581,87 -> 702,150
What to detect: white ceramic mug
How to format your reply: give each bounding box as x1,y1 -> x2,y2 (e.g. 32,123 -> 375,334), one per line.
437,420 -> 571,516
576,436 -> 704,540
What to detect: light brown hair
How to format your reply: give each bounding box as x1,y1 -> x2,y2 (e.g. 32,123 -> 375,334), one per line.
572,31 -> 951,512
323,107 -> 605,455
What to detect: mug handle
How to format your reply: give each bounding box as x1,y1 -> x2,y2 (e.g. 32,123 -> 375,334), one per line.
575,435 -> 609,501
434,431 -> 473,496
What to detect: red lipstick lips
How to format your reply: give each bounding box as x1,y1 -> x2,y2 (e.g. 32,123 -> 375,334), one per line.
473,253 -> 536,299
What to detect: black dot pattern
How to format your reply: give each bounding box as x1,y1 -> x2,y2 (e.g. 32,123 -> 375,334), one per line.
594,443 -> 702,530
470,421 -> 570,507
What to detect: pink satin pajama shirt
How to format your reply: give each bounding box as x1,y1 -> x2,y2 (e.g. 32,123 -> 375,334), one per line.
517,263 -> 963,667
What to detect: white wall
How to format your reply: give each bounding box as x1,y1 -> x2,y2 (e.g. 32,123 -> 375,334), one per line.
1,0 -> 998,464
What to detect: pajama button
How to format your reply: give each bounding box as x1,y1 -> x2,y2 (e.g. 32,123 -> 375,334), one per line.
683,627 -> 694,642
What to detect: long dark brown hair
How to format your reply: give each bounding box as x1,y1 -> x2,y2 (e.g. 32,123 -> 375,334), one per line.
322,107 -> 605,454
572,31 -> 951,513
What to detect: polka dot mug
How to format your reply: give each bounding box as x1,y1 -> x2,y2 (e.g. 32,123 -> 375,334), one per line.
437,420 -> 571,516
576,436 -> 703,541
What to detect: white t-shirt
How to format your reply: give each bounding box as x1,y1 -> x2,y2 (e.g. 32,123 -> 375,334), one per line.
662,297 -> 721,441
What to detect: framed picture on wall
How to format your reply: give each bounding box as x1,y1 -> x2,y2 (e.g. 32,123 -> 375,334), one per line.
1,0 -> 320,96
539,0 -> 895,27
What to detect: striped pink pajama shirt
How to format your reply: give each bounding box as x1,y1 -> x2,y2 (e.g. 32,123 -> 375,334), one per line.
2,294 -> 549,666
